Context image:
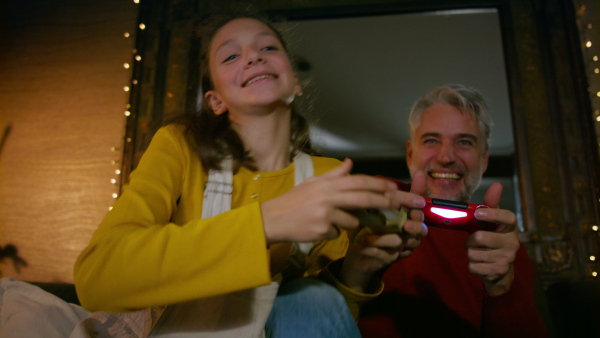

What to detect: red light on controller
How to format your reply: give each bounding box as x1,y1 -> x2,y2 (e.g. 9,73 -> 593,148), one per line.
424,197 -> 497,233
430,207 -> 467,219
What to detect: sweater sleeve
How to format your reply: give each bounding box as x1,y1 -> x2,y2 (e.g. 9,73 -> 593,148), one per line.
481,244 -> 550,338
74,126 -> 272,312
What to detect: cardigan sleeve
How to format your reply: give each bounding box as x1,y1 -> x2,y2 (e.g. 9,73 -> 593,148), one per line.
74,126 -> 272,312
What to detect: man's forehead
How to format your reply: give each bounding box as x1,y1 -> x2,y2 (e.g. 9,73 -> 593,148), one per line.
416,106 -> 482,138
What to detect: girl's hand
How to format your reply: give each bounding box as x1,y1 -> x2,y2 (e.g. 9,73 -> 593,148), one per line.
261,158 -> 398,244
340,172 -> 427,292
339,170 -> 428,292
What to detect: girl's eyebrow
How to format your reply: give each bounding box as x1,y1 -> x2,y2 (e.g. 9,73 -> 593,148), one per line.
215,32 -> 277,54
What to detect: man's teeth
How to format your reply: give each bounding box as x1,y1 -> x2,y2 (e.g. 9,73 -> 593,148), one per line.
245,74 -> 275,86
430,172 -> 461,180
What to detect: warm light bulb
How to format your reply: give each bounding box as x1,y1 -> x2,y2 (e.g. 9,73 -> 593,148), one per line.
594,56 -> 599,62
133,0 -> 140,3
591,256 -> 597,261
123,63 -> 130,69
112,193 -> 118,199
124,32 -> 130,38
110,179 -> 117,184
593,271 -> 598,277
135,55 -> 142,61
596,116 -> 600,122
124,86 -> 130,92
595,68 -> 599,74
124,110 -> 131,116
593,225 -> 599,231
587,41 -> 592,48
139,23 -> 146,30
115,169 -> 121,175
108,206 -> 113,211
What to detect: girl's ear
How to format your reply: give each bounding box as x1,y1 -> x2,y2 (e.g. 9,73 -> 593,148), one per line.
204,90 -> 227,115
293,74 -> 303,96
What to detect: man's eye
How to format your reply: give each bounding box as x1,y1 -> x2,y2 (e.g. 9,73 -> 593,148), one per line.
458,140 -> 473,146
423,139 -> 438,144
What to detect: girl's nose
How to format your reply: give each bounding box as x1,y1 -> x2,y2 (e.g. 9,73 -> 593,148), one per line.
245,49 -> 264,66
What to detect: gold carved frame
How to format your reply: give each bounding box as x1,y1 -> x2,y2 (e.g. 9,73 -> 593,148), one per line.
121,0 -> 599,286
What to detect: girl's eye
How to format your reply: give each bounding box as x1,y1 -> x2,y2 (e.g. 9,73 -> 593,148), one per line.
222,54 -> 238,63
262,45 -> 278,51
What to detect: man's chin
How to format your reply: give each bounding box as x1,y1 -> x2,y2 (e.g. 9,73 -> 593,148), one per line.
426,188 -> 467,202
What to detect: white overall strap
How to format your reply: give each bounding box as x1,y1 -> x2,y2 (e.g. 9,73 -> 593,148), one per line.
202,158 -> 233,219
282,152 -> 316,280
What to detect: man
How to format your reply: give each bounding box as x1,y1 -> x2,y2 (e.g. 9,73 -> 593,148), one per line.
358,84 -> 550,337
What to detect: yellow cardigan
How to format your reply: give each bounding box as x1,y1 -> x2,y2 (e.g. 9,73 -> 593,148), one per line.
74,124 -> 380,317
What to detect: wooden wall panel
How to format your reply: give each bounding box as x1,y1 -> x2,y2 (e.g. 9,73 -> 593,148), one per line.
0,0 -> 138,283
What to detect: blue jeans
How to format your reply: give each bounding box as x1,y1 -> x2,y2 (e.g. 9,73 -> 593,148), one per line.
265,278 -> 362,338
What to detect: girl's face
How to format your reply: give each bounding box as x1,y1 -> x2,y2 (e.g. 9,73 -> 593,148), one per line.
204,18 -> 301,116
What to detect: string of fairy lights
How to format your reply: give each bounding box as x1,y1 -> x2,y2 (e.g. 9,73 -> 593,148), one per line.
109,0 -> 143,211
574,0 -> 600,279
109,0 -> 599,278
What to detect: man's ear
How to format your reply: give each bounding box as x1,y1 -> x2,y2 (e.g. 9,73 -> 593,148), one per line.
204,90 -> 227,115
481,146 -> 490,174
406,140 -> 413,168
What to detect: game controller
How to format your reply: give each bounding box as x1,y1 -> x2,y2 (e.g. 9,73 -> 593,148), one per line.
373,175 -> 498,233
423,197 -> 497,233
353,207 -> 407,234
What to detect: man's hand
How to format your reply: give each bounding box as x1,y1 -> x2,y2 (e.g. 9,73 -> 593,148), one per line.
466,182 -> 520,295
339,171 -> 428,292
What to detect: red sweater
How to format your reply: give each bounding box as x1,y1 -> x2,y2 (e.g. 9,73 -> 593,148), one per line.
358,227 -> 549,338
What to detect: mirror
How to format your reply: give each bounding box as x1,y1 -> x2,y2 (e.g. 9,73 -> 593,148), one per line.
279,9 -> 518,218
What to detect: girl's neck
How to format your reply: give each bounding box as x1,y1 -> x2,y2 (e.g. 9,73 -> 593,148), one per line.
230,106 -> 292,172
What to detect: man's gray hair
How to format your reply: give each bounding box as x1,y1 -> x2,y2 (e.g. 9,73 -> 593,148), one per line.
408,84 -> 493,149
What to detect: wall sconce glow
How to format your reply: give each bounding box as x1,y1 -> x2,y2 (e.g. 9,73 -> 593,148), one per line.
124,86 -> 130,92
587,41 -> 593,48
115,169 -> 121,175
123,63 -> 130,69
139,23 -> 146,30
112,193 -> 118,199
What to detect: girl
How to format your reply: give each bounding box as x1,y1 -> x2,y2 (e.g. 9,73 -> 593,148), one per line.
73,10 -> 427,337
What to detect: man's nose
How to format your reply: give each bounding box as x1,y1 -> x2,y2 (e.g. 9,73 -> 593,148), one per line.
436,143 -> 456,164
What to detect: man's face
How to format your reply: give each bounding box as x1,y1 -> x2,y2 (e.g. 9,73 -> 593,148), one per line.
406,103 -> 489,202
